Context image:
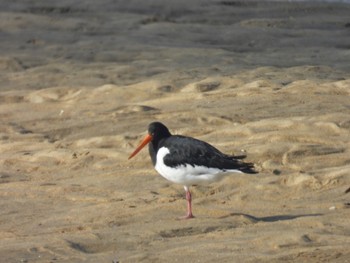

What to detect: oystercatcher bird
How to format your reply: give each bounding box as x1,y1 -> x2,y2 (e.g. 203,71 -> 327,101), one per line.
129,122 -> 257,219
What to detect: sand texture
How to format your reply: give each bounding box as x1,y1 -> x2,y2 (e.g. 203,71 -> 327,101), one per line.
1,1 -> 350,262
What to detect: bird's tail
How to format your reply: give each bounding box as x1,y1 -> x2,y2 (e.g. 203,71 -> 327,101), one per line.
232,154 -> 247,160
232,155 -> 258,174
239,162 -> 258,174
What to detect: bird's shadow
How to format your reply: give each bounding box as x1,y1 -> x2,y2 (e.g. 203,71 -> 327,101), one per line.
222,212 -> 323,222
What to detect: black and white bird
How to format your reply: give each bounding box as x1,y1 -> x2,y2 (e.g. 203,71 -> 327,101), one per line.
129,122 -> 257,219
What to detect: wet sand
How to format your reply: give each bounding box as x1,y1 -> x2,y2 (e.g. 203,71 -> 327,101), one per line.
1,1 -> 350,262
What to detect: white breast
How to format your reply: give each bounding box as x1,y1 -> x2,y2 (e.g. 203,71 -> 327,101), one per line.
154,147 -> 242,187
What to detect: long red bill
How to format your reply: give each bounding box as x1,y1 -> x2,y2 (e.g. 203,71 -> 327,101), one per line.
128,134 -> 152,159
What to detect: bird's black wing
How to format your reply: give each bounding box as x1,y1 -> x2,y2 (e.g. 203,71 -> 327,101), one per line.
161,135 -> 257,174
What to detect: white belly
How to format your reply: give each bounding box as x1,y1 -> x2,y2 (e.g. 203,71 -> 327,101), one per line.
154,147 -> 242,187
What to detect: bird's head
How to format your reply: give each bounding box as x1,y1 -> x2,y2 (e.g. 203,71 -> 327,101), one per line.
128,122 -> 171,159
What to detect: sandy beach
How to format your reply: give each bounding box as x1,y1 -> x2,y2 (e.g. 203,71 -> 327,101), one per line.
1,0 -> 350,262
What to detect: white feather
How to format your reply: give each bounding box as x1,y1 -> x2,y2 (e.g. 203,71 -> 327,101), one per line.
155,147 -> 242,187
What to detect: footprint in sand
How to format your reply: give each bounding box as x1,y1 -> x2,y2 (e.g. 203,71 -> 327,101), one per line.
195,81 -> 221,92
113,105 -> 159,115
26,87 -> 83,103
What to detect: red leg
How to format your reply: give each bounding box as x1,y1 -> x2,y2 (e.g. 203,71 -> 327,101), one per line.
185,189 -> 194,218
180,186 -> 194,219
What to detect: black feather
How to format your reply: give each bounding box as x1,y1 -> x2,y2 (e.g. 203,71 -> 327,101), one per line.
147,122 -> 257,174
160,135 -> 256,174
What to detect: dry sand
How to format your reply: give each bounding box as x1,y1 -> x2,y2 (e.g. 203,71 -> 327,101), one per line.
1,0 -> 350,262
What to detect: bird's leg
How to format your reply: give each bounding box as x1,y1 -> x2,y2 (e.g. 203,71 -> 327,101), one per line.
180,186 -> 194,219
186,190 -> 194,218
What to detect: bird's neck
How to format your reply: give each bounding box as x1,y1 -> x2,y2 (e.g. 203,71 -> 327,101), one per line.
149,140 -> 159,166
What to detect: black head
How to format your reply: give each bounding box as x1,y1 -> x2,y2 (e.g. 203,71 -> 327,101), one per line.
148,122 -> 171,141
128,122 -> 171,160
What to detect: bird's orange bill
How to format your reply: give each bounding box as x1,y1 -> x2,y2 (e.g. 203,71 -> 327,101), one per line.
128,134 -> 152,159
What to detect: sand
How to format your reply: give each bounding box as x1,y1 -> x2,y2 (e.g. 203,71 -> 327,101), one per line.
1,0 -> 350,262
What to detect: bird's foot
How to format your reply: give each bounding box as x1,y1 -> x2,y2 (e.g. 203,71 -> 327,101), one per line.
178,213 -> 195,220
